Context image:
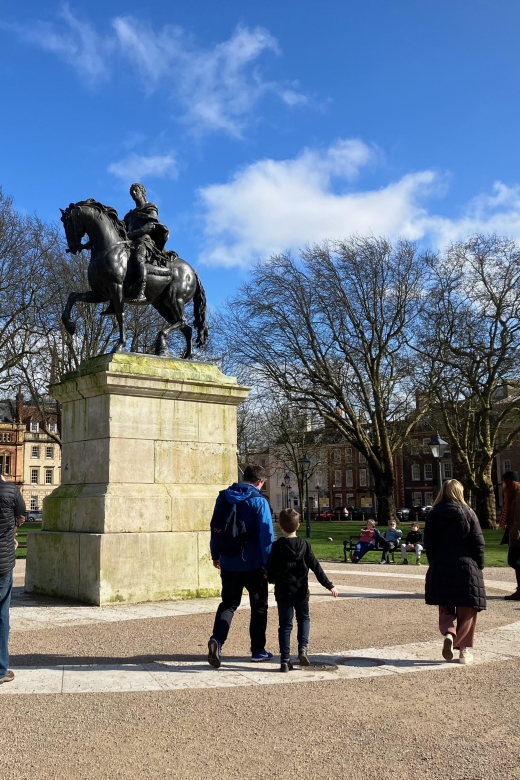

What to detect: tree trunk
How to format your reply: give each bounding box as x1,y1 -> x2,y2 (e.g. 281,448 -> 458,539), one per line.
373,470 -> 397,526
474,472 -> 497,529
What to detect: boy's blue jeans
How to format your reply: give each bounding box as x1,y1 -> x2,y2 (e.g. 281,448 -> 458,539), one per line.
0,570 -> 13,678
277,598 -> 310,662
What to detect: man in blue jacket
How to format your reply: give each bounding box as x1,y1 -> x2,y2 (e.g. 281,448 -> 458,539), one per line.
208,464 -> 275,668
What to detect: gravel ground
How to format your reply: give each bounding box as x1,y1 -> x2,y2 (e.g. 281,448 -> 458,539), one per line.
4,561 -> 520,779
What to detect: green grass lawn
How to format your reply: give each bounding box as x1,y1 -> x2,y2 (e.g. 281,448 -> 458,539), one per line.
273,520 -> 509,567
14,522 -> 41,559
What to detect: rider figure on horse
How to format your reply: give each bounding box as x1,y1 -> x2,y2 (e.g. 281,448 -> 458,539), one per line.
124,183 -> 170,303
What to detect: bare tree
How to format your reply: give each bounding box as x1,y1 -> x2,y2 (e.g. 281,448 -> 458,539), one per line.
223,237 -> 429,524
421,235 -> 520,527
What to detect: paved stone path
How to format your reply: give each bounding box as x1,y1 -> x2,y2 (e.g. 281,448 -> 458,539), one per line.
5,563 -> 520,696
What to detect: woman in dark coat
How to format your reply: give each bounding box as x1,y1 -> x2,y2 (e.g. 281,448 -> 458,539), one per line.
499,470 -> 520,600
424,479 -> 486,665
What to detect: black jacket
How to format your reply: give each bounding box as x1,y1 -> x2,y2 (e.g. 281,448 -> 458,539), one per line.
424,501 -> 486,611
267,537 -> 333,604
0,481 -> 26,577
405,530 -> 423,545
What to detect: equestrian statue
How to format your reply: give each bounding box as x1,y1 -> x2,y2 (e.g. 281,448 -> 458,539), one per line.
60,183 -> 208,359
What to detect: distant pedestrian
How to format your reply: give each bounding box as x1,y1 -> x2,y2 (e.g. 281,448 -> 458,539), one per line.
267,509 -> 338,672
400,522 -> 424,565
424,479 -> 486,665
499,470 -> 520,600
207,464 -> 275,668
0,474 -> 26,684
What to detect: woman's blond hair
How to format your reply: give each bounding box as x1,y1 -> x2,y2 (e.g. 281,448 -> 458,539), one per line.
433,478 -> 466,506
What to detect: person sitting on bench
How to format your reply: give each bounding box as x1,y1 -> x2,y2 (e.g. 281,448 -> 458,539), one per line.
379,520 -> 403,564
351,519 -> 380,562
401,522 -> 424,565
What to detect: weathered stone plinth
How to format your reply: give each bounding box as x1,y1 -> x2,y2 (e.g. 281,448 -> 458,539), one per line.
25,353 -> 249,604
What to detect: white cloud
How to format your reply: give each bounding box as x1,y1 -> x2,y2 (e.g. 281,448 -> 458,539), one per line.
197,138 -> 520,268
1,5 -> 113,83
107,152 -> 178,182
4,10 -> 306,136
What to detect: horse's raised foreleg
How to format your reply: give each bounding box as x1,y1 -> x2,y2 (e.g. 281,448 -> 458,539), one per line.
62,291 -> 109,335
108,282 -> 126,353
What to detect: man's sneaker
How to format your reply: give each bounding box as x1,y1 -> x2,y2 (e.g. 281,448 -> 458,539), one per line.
401,559 -> 409,565
442,633 -> 454,661
459,648 -> 473,664
504,591 -> 520,601
280,661 -> 294,673
298,648 -> 310,667
251,649 -> 274,662
379,560 -> 387,564
416,559 -> 422,566
207,637 -> 221,668
0,670 -> 14,684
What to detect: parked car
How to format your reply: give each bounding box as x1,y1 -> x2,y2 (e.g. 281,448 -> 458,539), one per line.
396,507 -> 410,521
314,510 -> 335,520
333,506 -> 350,520
26,510 -> 43,523
409,505 -> 432,522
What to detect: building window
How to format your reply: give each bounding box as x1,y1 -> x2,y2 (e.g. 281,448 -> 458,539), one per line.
411,464 -> 420,481
32,446 -> 40,458
276,494 -> 281,508
4,456 -> 10,475
30,422 -> 39,433
425,492 -> 434,505
424,464 -> 433,480
30,495 -> 38,510
411,441 -> 419,455
333,449 -> 341,464
315,471 -> 322,487
443,462 -> 453,479
31,469 -> 38,485
412,492 -> 422,507
422,438 -> 431,454
335,493 -> 342,506
45,469 -> 53,485
504,460 -> 511,474
358,452 -> 367,464
345,469 -> 353,487
46,446 -> 53,459
48,423 -> 58,433
345,446 -> 352,463
334,470 -> 342,487
359,468 -> 367,487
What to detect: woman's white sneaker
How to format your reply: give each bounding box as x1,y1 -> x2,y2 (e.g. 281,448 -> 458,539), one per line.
459,648 -> 473,664
442,633 -> 454,661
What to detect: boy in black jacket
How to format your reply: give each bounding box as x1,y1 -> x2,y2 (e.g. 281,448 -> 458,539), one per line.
400,522 -> 424,565
267,509 -> 338,672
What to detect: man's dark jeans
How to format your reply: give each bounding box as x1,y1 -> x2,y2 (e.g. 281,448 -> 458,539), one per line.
0,570 -> 13,678
277,598 -> 310,662
508,546 -> 520,589
212,567 -> 268,654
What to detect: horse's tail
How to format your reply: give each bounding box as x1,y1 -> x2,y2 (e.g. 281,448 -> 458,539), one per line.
193,271 -> 209,348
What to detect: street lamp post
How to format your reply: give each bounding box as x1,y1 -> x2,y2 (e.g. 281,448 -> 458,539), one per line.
427,432 -> 449,494
300,454 -> 311,538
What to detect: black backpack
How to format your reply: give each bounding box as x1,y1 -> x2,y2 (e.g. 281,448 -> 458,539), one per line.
210,492 -> 256,558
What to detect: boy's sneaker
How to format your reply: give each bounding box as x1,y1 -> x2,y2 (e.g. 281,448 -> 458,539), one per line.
280,661 -> 294,673
351,556 -> 359,563
442,633 -> 454,661
207,637 -> 221,668
416,559 -> 422,565
251,649 -> 274,662
459,648 -> 473,665
379,560 -> 387,564
298,648 -> 310,666
401,559 -> 408,565
0,670 -> 15,684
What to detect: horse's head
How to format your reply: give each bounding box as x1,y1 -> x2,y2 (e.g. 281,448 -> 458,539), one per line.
60,203 -> 86,255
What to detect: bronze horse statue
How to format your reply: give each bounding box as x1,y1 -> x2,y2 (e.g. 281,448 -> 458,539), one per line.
60,199 -> 208,358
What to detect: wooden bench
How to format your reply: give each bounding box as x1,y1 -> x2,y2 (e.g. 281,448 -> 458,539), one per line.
343,535 -> 425,564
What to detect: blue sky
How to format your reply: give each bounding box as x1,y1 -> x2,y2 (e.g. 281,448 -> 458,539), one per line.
2,1 -> 520,308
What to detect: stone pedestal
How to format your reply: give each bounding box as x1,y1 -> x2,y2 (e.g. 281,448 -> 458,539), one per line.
25,353 -> 249,604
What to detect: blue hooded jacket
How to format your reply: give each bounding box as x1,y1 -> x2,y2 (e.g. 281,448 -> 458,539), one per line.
210,482 -> 275,572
